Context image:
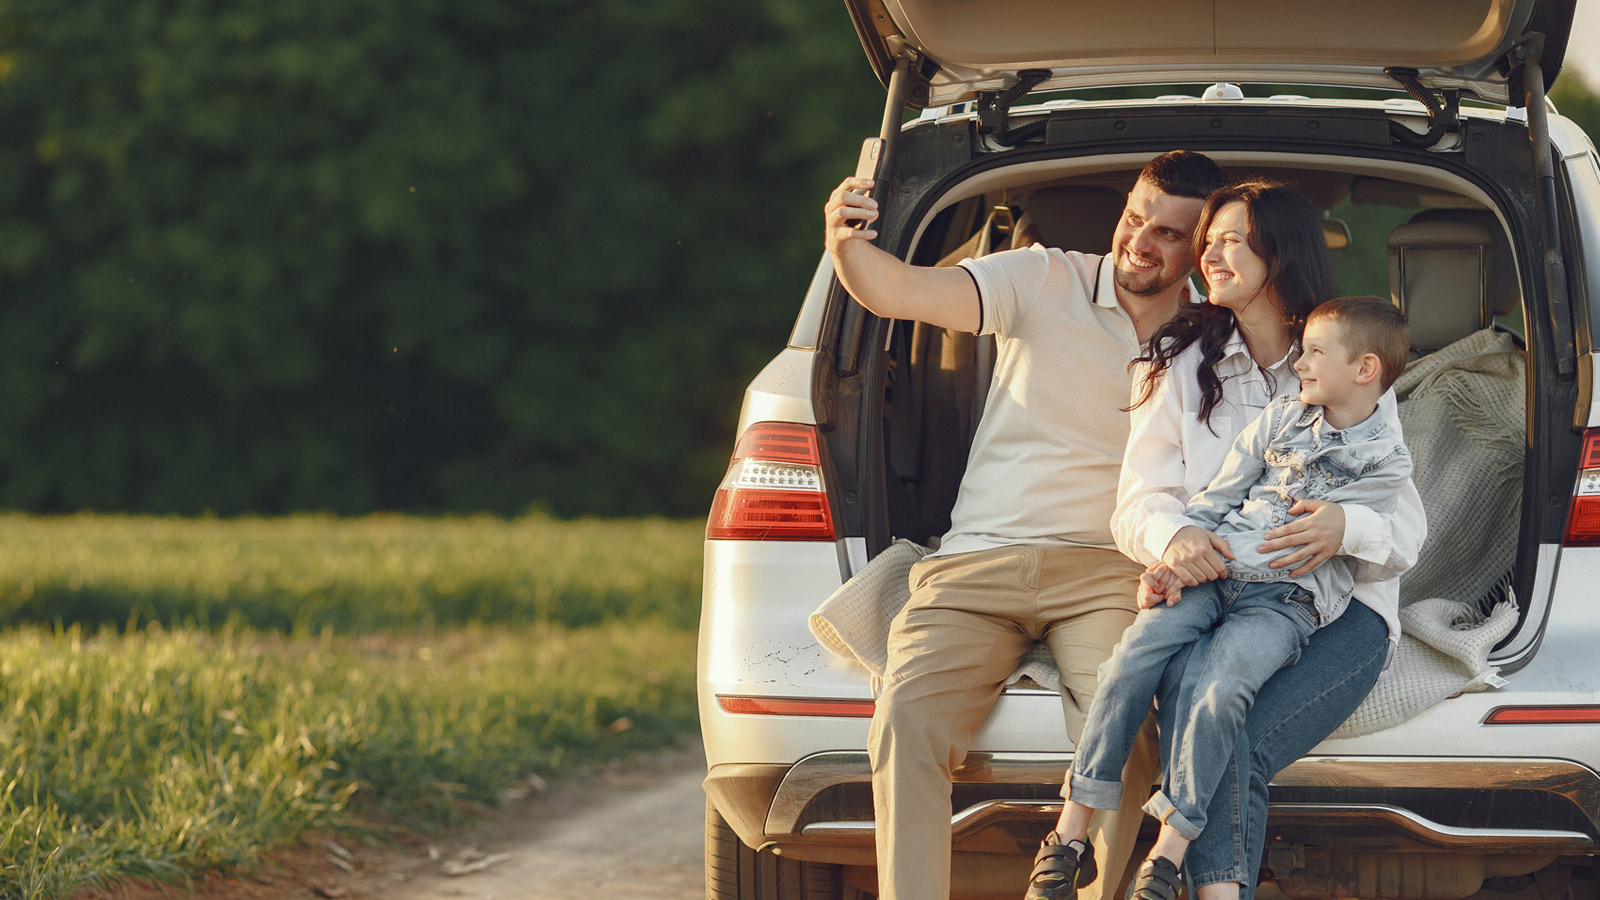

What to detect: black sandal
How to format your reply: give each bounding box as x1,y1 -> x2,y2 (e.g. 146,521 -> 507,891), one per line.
1023,833 -> 1098,900
1125,856 -> 1183,900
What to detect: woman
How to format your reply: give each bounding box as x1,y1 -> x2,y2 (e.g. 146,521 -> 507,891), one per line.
1114,181 -> 1425,900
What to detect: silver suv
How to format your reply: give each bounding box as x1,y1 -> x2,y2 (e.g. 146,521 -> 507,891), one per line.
700,2 -> 1600,898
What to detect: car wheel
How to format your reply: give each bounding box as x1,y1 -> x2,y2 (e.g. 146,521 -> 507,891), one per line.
705,799 -> 866,899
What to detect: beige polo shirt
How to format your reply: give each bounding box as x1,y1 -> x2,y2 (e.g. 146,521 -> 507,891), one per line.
935,245 -> 1157,557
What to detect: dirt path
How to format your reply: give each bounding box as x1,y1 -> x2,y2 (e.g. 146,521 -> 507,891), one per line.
380,741 -> 708,899
85,741 -> 709,900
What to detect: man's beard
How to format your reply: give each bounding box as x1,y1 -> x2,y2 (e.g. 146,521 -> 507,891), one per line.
1113,261 -> 1185,297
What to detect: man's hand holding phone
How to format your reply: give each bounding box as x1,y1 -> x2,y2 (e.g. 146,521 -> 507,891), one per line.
824,138 -> 884,253
821,135 -> 979,331
849,138 -> 883,230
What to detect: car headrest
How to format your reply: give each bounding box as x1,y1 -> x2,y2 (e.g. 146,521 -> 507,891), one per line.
1011,185 -> 1126,254
1405,208 -> 1519,317
1387,220 -> 1493,355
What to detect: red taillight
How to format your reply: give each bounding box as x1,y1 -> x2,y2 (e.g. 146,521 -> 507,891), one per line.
718,695 -> 876,717
1484,705 -> 1600,725
1565,430 -> 1600,545
706,422 -> 836,541
1581,432 -> 1600,468
739,423 -> 822,465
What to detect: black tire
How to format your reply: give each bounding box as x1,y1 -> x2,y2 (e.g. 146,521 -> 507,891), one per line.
705,799 -> 857,899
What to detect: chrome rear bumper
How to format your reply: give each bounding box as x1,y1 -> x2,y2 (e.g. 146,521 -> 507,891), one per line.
725,752 -> 1600,856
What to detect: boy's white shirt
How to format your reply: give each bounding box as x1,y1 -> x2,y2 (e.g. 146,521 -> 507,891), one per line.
1112,331 -> 1427,642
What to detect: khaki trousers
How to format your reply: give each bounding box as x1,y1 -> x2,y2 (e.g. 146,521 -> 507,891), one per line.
868,544 -> 1160,900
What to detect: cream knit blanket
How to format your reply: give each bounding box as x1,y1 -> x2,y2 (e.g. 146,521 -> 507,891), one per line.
1393,329 -> 1525,610
809,544 -> 1513,734
808,540 -> 1058,696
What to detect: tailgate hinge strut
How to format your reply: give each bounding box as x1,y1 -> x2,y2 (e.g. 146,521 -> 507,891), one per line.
836,50 -> 932,378
1384,67 -> 1460,149
1512,33 -> 1577,379
976,69 -> 1052,146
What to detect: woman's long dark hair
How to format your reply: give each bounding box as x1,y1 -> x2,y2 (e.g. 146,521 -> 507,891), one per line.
1130,180 -> 1334,428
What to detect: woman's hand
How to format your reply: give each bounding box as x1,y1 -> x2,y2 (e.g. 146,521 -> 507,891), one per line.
1259,498 -> 1345,577
1160,525 -> 1234,586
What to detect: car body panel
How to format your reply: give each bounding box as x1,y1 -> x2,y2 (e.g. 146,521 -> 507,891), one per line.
733,347 -> 820,436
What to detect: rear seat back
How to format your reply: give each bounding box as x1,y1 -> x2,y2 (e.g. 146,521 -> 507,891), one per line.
1010,185 -> 1126,254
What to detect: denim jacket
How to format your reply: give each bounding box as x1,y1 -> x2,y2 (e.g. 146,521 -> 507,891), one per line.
1184,394 -> 1414,627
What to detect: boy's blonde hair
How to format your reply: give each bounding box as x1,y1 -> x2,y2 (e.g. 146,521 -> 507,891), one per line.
1306,297 -> 1410,391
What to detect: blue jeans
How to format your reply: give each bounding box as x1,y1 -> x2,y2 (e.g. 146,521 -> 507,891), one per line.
1069,579 -> 1317,839
1157,601 -> 1389,898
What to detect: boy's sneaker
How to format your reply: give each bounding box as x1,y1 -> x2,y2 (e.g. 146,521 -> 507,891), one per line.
1023,833 -> 1098,900
1125,856 -> 1184,900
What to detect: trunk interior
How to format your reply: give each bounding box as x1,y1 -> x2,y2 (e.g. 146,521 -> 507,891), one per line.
825,145 -> 1584,661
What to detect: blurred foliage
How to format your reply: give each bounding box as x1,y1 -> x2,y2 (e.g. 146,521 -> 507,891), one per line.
0,0 -> 880,516
0,3 -> 1596,518
1552,69 -> 1600,146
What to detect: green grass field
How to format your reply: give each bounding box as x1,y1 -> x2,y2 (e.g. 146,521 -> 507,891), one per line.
0,514 -> 704,900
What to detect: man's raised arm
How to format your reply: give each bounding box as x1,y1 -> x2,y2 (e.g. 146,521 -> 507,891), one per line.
824,176 -> 981,334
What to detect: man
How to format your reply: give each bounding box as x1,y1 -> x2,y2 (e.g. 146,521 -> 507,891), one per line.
822,150 -> 1228,900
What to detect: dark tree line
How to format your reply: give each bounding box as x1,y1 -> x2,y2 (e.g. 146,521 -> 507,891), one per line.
0,2 -> 1595,517
0,0 -> 880,516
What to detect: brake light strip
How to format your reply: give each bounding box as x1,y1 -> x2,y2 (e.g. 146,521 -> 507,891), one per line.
718,696 -> 876,718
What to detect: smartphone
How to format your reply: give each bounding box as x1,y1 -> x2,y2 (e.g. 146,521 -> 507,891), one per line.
852,137 -> 884,230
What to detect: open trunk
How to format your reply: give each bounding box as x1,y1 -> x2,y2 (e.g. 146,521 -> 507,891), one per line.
812,96 -> 1585,669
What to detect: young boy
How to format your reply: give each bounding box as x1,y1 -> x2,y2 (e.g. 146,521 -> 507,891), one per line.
1023,297 -> 1416,900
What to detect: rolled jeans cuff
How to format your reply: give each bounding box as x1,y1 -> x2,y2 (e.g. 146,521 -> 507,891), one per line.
1143,790 -> 1204,841
1187,869 -> 1250,891
1065,770 -> 1123,811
